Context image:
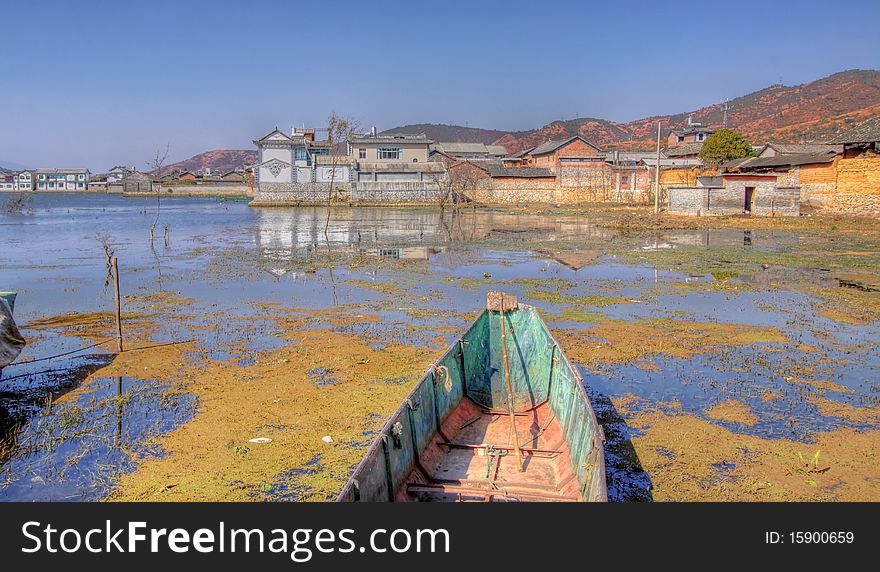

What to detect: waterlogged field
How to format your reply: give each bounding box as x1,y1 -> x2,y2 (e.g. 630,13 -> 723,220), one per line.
1,194 -> 878,501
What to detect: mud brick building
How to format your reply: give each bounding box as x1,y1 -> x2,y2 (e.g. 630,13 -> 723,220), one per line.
827,116 -> 880,216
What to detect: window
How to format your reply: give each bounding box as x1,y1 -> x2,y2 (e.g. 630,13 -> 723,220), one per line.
358,148 -> 366,159
378,147 -> 401,160
698,134 -> 705,141
39,174 -> 46,180
621,175 -> 629,185
677,136 -> 685,142
78,174 -> 85,180
295,148 -> 308,162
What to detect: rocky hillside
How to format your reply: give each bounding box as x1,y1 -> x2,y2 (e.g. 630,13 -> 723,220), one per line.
164,149 -> 257,174
388,69 -> 880,153
170,69 -> 880,170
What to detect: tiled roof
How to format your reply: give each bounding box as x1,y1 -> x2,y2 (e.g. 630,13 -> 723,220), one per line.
529,136 -> 602,156
828,116 -> 880,144
762,142 -> 842,155
728,151 -> 837,169
664,143 -> 704,157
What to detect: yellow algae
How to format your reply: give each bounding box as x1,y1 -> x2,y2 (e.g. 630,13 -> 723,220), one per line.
522,289 -> 627,307
806,394 -> 880,425
343,279 -> 407,296
107,326 -> 438,501
706,400 -> 758,426
556,318 -> 787,367
629,409 -> 880,501
122,291 -> 196,310
26,311 -> 157,345
812,287 -> 880,325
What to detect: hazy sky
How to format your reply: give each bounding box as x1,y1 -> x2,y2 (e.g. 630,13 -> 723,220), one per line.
2,0 -> 878,171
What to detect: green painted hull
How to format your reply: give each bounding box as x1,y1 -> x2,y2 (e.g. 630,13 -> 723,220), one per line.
338,301 -> 607,502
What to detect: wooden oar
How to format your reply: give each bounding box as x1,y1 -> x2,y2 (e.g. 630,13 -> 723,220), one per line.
498,292 -> 523,472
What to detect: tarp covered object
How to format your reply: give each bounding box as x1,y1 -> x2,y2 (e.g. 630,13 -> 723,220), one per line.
1,299 -> 26,369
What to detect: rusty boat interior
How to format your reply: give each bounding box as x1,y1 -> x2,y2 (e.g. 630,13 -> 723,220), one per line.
338,292 -> 607,502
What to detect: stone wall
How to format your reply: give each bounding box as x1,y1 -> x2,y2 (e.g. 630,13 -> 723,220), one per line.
251,182 -> 341,205
352,181 -> 441,204
668,185 -> 800,217
123,184 -> 251,197
252,180 -> 445,206
473,178 -> 557,205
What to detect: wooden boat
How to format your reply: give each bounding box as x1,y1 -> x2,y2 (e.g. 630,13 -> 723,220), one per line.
217,195 -> 253,203
1,291 -> 26,376
338,291 -> 606,502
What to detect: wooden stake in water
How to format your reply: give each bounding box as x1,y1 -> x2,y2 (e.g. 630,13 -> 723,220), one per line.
498,292 -> 523,472
112,256 -> 124,352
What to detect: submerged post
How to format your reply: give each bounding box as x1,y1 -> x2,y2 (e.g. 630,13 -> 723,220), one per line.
112,256 -> 123,352
494,291 -> 523,472
654,120 -> 661,215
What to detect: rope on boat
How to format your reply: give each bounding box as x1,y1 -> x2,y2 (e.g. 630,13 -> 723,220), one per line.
3,337 -> 196,369
4,337 -> 117,367
433,364 -> 451,391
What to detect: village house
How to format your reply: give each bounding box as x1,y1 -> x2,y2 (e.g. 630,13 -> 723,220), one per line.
348,130 -> 445,202
723,151 -> 839,209
121,171 -> 154,193
33,168 -> 89,191
0,173 -> 14,191
606,151 -> 659,201
667,117 -> 715,147
825,116 -> 880,215
107,166 -> 135,184
250,126 -> 353,204
667,171 -> 800,217
712,119 -> 880,216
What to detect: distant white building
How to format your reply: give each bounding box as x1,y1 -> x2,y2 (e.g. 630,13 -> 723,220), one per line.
13,171 -> 33,191
34,168 -> 90,191
107,166 -> 135,184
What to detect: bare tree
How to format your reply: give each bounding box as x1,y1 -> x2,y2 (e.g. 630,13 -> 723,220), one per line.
444,159 -> 487,210
3,192 -> 33,215
147,144 -> 169,244
323,113 -> 360,237
96,232 -> 116,288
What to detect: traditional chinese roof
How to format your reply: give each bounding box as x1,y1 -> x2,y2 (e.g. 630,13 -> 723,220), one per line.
528,136 -> 603,156
829,116 -> 880,144
726,151 -> 837,170
664,143 -> 704,157
759,142 -> 842,155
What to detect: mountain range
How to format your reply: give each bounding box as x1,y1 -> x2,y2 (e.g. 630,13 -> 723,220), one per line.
8,68 -> 871,175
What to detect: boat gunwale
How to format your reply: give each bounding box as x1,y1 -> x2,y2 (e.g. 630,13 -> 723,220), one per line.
336,302 -> 607,502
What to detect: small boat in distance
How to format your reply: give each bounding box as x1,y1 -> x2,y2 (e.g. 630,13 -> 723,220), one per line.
338,291 -> 606,502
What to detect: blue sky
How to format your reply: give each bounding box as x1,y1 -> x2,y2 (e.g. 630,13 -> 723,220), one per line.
2,0 -> 878,171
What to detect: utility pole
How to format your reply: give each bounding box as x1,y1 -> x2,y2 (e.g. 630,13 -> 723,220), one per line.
654,121 -> 661,215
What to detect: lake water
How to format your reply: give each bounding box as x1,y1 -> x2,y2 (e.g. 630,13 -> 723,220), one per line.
1,193 -> 878,501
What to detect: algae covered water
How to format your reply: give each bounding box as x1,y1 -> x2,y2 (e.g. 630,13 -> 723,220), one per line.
1,194 -> 878,501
